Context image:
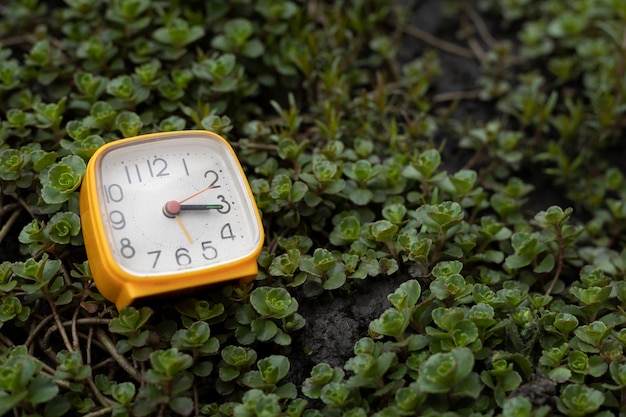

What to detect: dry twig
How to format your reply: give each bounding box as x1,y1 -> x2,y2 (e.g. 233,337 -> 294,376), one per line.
433,89 -> 482,103
95,328 -> 142,382
463,4 -> 498,49
0,209 -> 21,245
401,25 -> 475,59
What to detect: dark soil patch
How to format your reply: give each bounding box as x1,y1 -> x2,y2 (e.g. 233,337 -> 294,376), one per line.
0,211 -> 31,262
288,273 -> 410,384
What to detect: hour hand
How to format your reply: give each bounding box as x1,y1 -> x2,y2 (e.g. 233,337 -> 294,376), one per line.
178,204 -> 224,212
163,201 -> 223,218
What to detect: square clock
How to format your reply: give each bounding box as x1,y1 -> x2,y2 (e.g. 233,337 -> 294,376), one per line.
80,130 -> 264,309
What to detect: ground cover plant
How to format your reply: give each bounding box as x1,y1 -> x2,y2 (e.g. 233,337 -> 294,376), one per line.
0,0 -> 625,415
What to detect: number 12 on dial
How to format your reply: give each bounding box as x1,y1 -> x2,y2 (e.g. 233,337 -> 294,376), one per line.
80,131 -> 264,309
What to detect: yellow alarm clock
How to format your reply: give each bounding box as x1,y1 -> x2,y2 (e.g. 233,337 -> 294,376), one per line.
80,130 -> 264,309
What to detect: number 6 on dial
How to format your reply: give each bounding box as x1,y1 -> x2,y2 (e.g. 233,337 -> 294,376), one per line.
80,130 -> 264,309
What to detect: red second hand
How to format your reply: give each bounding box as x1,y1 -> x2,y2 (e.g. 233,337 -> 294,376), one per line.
178,184 -> 219,204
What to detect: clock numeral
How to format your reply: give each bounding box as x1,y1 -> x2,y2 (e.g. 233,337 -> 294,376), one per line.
182,158 -> 190,176
147,250 -> 161,269
175,248 -> 192,266
109,210 -> 126,230
147,158 -> 169,178
204,170 -> 220,188
220,223 -> 235,240
217,195 -> 231,214
201,241 -> 218,260
103,184 -> 124,203
120,238 -> 136,259
124,164 -> 142,184
125,159 -> 171,184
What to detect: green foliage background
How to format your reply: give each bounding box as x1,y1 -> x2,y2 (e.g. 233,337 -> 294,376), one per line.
0,0 -> 626,416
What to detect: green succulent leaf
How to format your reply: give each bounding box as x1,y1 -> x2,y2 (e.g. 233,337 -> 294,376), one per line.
171,321 -> 217,353
574,321 -> 611,347
450,320 -> 479,347
329,215 -> 362,246
111,381 -> 136,406
609,361 -> 626,387
109,306 -> 153,337
369,308 -> 409,339
40,155 -> 86,204
556,384 -> 605,417
0,149 -> 24,180
553,313 -> 579,335
415,202 -> 464,234
45,211 -> 82,244
320,382 -> 350,407
153,18 -> 206,48
387,280 -> 421,311
148,348 -> 193,379
251,318 -> 278,341
369,220 -> 398,243
114,111 -> 143,137
417,347 -> 475,393
26,375 -> 59,405
302,363 -> 336,398
250,287 -> 299,319
242,355 -> 290,388
221,345 -> 257,368
106,75 -> 133,99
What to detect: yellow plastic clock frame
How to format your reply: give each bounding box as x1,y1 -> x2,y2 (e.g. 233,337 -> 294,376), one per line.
79,130 -> 264,309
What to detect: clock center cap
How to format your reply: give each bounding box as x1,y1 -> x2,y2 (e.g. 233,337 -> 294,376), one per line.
163,200 -> 180,218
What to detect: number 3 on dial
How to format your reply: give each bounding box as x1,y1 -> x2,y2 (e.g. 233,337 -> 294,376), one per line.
80,130 -> 264,309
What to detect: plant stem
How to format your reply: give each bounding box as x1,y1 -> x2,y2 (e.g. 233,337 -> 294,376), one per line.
82,407 -> 113,417
0,209 -> 21,244
71,299 -> 83,358
194,384 -> 200,417
401,25 -> 475,59
37,317 -> 111,354
0,202 -> 20,216
433,89 -> 482,103
545,226 -> 565,296
87,326 -> 94,366
45,288 -> 74,353
95,328 -> 142,382
463,4 -> 498,49
25,313 -> 55,348
87,376 -> 111,408
385,240 -> 397,261
0,332 -> 15,348
467,36 -> 488,66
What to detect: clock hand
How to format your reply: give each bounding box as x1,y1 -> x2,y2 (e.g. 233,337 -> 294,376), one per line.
162,183 -> 222,218
178,183 -> 220,204
178,204 -> 224,211
175,214 -> 193,244
163,202 -> 222,244
162,200 -> 222,242
162,201 -> 224,217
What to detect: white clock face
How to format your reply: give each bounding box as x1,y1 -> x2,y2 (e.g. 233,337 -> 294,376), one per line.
94,133 -> 262,276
